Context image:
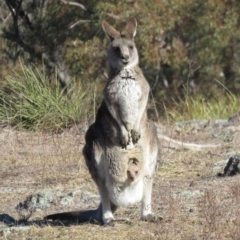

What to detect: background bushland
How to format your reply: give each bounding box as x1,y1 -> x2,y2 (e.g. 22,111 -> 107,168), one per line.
0,0 -> 240,128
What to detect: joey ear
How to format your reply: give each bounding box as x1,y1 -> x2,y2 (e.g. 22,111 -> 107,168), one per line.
102,20 -> 120,41
121,17 -> 137,39
129,157 -> 139,165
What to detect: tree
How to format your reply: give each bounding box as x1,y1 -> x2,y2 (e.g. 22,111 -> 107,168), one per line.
0,0 -> 240,109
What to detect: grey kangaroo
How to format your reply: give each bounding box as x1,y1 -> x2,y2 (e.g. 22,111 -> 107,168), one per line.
45,17 -> 160,225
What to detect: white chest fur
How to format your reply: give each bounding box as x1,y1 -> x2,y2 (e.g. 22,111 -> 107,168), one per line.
106,179 -> 143,207
106,69 -> 142,130
115,69 -> 141,101
115,79 -> 141,101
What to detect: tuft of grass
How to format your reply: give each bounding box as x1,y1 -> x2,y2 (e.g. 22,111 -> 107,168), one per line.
0,64 -> 93,131
165,93 -> 240,123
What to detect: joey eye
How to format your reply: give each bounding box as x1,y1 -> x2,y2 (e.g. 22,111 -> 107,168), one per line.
129,45 -> 134,50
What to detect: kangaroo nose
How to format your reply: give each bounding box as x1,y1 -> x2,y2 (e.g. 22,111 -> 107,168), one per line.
122,54 -> 129,63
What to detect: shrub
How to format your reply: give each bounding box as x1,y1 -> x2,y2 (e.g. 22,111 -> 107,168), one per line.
0,64 -> 93,131
165,93 -> 240,123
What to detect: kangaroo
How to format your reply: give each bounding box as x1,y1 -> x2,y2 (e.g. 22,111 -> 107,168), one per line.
45,17 -> 160,225
102,17 -> 150,148
127,158 -> 140,182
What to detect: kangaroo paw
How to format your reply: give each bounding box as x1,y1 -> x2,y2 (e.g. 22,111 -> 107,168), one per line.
131,129 -> 140,144
120,134 -> 130,148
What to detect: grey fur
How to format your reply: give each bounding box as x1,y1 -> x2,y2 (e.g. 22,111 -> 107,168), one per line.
45,17 -> 161,225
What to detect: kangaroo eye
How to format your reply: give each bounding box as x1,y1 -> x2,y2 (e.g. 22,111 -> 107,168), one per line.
129,45 -> 134,50
113,46 -> 120,51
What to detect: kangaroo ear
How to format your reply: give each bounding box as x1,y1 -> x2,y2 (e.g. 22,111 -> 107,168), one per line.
121,17 -> 137,39
102,20 -> 120,41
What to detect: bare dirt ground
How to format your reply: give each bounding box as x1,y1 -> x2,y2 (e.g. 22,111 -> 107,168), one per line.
0,117 -> 240,240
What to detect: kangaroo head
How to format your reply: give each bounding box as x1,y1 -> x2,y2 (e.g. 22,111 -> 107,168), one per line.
127,158 -> 139,181
102,17 -> 139,71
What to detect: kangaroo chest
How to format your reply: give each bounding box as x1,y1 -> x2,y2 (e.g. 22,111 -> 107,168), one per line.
115,79 -> 141,103
106,69 -> 142,124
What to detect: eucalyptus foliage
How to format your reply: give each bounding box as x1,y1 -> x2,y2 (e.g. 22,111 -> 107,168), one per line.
1,0 -> 240,110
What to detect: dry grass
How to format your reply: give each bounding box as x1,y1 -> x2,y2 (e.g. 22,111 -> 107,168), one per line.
0,120 -> 240,239
165,93 -> 240,123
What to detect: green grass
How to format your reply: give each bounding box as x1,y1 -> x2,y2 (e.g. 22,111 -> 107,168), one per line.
165,93 -> 240,123
1,63 -> 239,131
0,64 -> 93,131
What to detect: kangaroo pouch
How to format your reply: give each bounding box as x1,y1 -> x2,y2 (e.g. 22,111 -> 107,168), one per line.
106,145 -> 143,183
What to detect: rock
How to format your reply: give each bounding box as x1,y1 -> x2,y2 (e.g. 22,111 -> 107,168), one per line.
213,156 -> 240,173
228,112 -> 240,123
173,119 -> 229,134
222,129 -> 235,142
172,190 -> 202,199
71,189 -> 100,204
0,187 -> 28,194
174,120 -> 210,133
211,128 -> 236,142
2,226 -> 31,237
58,189 -> 100,206
16,189 -> 100,211
213,160 -> 228,172
16,191 -> 54,211
222,151 -> 240,157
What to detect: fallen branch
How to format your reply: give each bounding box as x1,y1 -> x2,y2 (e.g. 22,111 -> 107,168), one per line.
69,19 -> 92,29
106,13 -> 120,20
158,133 -> 220,151
59,0 -> 87,11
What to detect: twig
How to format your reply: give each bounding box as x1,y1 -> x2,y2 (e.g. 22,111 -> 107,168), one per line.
59,0 -> 87,11
0,12 -> 11,23
69,19 -> 92,29
214,78 -> 233,96
106,13 -> 120,20
150,89 -> 160,124
152,61 -> 160,91
93,84 -> 96,122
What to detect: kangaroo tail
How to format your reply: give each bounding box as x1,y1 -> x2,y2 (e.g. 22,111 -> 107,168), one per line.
44,206 -> 103,224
